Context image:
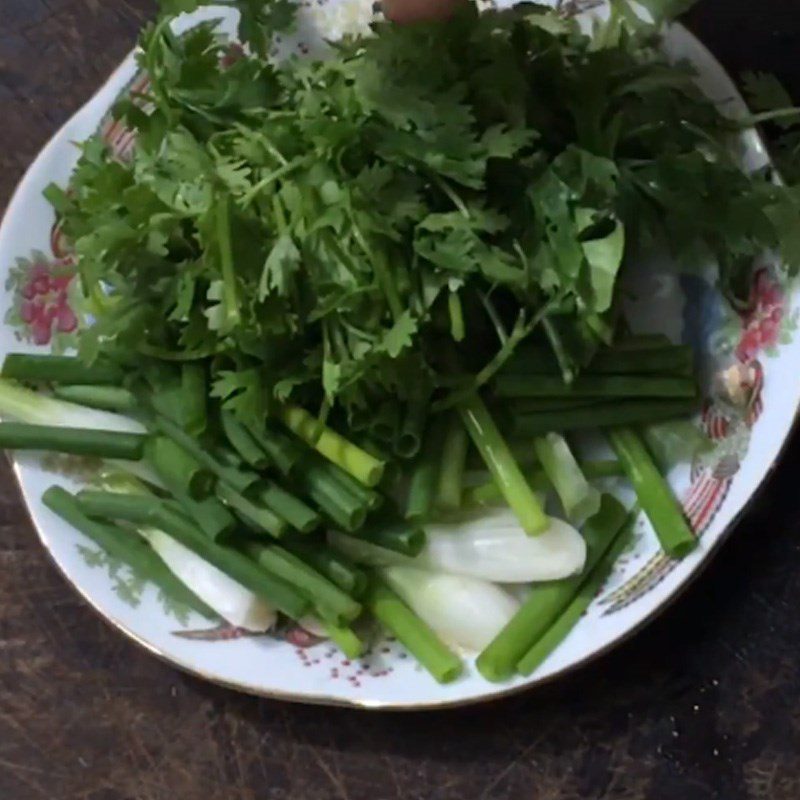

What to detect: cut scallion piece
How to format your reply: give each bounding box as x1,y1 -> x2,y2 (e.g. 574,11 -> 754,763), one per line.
366,578 -> 463,685
0,422 -> 145,460
458,394 -> 548,535
607,427 -> 696,558
278,404 -> 385,487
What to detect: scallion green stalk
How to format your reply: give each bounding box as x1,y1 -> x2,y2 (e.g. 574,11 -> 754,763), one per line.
476,496 -> 628,681
2,354 -> 123,385
278,404 -> 385,487
366,578 -> 463,684
516,514 -> 635,676
607,427 -> 696,558
458,394 -> 548,535
0,422 -> 145,460
533,433 -> 601,523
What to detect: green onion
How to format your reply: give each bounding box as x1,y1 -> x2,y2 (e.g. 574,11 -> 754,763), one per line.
0,422 -> 145,460
607,427 -> 696,558
252,482 -> 321,534
476,495 -> 628,682
533,433 -> 601,522
144,436 -> 215,500
495,375 -> 698,399
458,394 -> 548,535
298,458 -> 369,532
221,411 -> 270,469
506,343 -> 694,377
510,398 -> 700,437
149,364 -> 208,437
278,404 -> 385,487
43,486 -> 215,619
246,421 -> 306,475
247,544 -> 362,625
216,483 -> 289,539
171,491 -> 237,541
315,459 -> 384,512
321,621 -> 365,659
463,460 -> 624,508
435,415 -> 469,513
366,578 -> 463,684
284,541 -> 368,597
405,421 -> 446,522
359,516 -> 425,557
2,354 -> 123,385
79,493 -> 308,619
156,416 -> 258,494
53,385 -> 138,412
516,514 -> 635,676
394,400 -> 426,459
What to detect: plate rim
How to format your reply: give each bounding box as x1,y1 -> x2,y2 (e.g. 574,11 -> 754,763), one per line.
0,18 -> 794,711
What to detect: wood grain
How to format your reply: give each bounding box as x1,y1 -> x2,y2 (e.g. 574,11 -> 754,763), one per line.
2,3 -> 800,799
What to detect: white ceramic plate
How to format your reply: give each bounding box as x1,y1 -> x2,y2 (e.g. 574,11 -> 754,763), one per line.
1,0 -> 796,709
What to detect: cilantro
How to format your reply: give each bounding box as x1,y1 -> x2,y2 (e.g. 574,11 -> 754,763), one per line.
50,1 -> 800,431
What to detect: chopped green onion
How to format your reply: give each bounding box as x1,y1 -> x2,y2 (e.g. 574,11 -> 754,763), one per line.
495,375 -> 698,399
216,483 -> 289,539
607,427 -> 697,558
53,385 -> 138,412
144,436 -> 215,500
246,421 -> 306,475
510,398 -> 700,436
476,495 -> 628,682
0,422 -> 145,460
366,578 -> 463,684
252,482 -> 321,534
435,415 -> 469,512
458,394 -> 548,535
284,541 -> 368,597
43,486 -> 215,619
278,404 -> 385,487
533,433 -> 601,523
246,544 -> 362,624
156,416 -> 258,494
321,621 -> 365,659
516,514 -> 635,676
221,411 -> 270,469
463,460 -> 624,508
2,354 -> 123,385
405,421 -> 446,522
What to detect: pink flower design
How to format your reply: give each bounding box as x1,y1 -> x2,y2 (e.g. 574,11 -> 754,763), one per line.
736,269 -> 784,362
7,255 -> 78,347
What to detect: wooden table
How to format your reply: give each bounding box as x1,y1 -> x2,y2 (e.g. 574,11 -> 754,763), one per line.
2,3 -> 800,798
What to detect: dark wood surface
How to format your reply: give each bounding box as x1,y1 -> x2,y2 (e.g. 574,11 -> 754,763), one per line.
1,3 -> 799,798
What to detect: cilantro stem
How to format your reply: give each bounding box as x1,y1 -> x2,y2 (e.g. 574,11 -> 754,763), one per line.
215,195 -> 240,333
240,156 -> 312,208
448,290 -> 465,342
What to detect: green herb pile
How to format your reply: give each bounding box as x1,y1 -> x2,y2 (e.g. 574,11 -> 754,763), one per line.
0,0 -> 797,683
